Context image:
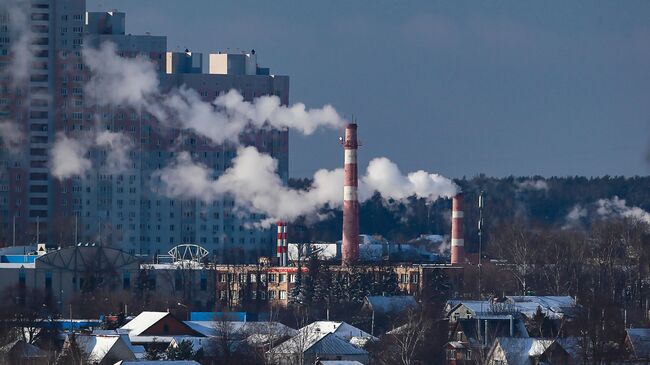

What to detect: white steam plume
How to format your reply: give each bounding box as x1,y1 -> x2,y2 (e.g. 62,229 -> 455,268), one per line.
83,42 -> 159,107
95,130 -> 134,174
362,157 -> 459,201
564,196 -> 650,228
50,131 -> 134,179
50,133 -> 92,180
596,196 -> 650,225
154,147 -> 458,225
1,0 -> 33,88
82,42 -> 346,144
154,147 -> 343,226
0,120 -> 25,154
517,179 -> 549,192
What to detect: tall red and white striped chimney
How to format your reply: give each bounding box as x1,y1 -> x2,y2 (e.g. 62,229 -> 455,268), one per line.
451,194 -> 465,265
342,123 -> 360,265
276,222 -> 283,266
282,223 -> 288,266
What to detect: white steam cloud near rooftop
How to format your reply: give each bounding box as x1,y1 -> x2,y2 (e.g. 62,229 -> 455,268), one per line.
52,41 -> 459,225
154,147 -> 459,226
83,42 -> 346,144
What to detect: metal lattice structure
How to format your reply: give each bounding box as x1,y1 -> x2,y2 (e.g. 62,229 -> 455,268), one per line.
168,244 -> 209,263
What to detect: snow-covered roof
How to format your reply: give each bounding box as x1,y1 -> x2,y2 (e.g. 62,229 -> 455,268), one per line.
0,340 -> 47,358
556,337 -> 583,363
627,328 -> 650,358
127,335 -> 177,344
114,361 -> 201,365
120,311 -> 169,336
419,234 -> 444,242
447,300 -> 493,316
184,321 -> 296,338
349,336 -> 374,349
74,334 -> 135,363
90,330 -> 145,359
169,336 -> 215,353
318,361 -> 364,365
269,332 -> 368,357
505,296 -> 576,319
365,295 -> 417,314
446,341 -> 467,349
300,321 -> 376,341
492,337 -> 555,364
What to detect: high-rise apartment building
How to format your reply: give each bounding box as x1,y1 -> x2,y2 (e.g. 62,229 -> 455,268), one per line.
0,3 -> 289,264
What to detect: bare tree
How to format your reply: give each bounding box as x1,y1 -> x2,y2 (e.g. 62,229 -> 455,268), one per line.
378,308 -> 433,365
55,333 -> 90,365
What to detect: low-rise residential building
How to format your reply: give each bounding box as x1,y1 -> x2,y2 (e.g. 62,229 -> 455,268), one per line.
70,334 -> 137,365
625,328 -> 650,361
267,331 -> 369,365
485,337 -> 569,365
445,316 -> 529,364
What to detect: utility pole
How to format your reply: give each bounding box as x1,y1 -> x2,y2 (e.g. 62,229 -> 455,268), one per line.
477,191 -> 485,299
74,215 -> 78,245
12,215 -> 16,247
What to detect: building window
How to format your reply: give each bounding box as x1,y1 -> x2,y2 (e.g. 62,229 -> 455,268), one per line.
411,273 -> 419,284
279,290 -> 287,300
268,274 -> 276,283
45,271 -> 52,290
123,272 -> 131,289
269,291 -> 277,300
250,274 -> 257,283
446,350 -> 456,360
400,274 -> 408,284
279,274 -> 286,283
200,272 -> 207,291
289,274 -> 296,283
18,271 -> 26,287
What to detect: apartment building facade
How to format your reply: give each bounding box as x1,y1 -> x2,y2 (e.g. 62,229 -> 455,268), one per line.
0,3 -> 289,263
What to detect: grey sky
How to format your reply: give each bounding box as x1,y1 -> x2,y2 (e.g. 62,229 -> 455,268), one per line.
88,0 -> 650,178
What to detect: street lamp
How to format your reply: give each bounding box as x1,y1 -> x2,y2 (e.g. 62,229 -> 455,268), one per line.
177,302 -> 190,321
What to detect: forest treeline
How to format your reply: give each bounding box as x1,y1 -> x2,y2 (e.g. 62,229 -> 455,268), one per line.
288,174 -> 650,252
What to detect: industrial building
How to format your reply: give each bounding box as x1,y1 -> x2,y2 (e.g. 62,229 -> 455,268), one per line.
0,241 -> 461,314
0,2 -> 288,263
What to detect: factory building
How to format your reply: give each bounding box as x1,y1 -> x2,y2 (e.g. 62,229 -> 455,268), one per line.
0,3 -> 288,263
0,244 -> 456,312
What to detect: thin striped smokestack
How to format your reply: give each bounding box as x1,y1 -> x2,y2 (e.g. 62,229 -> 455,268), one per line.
276,222 -> 283,265
451,194 -> 465,265
282,224 -> 288,266
342,123 -> 359,265
276,222 -> 288,266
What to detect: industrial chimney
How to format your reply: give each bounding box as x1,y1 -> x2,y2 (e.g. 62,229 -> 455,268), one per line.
342,123 -> 360,265
276,222 -> 287,266
451,194 -> 465,265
